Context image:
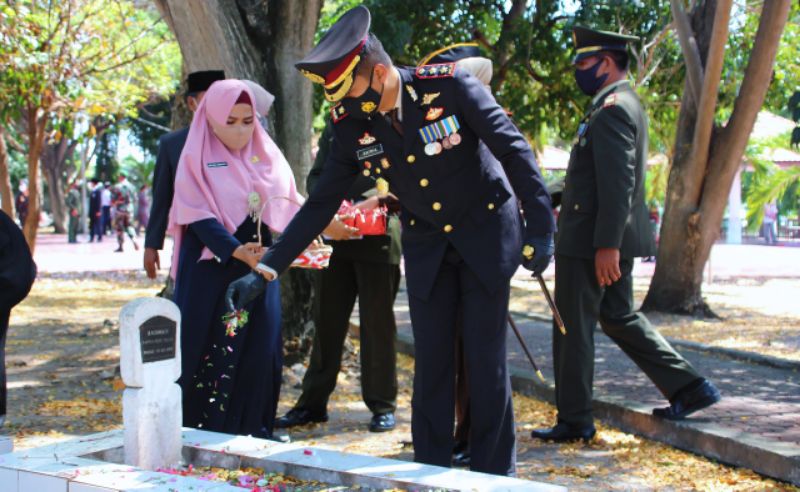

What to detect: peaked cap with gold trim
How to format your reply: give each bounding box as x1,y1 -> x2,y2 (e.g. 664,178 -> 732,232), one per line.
572,25 -> 639,63
417,42 -> 482,66
295,6 -> 370,102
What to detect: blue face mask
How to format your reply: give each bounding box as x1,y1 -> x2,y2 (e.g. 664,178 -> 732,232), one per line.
574,58 -> 609,96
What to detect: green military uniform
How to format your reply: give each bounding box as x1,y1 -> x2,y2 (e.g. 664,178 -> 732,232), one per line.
553,27 -> 701,428
293,120 -> 401,416
65,187 -> 80,244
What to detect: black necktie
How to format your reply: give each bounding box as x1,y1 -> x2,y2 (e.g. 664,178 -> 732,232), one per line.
387,108 -> 403,136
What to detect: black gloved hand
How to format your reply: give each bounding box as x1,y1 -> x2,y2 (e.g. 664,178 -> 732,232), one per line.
225,272 -> 267,312
521,233 -> 554,276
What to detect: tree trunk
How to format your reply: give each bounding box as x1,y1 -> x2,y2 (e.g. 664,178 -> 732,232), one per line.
41,142 -> 67,234
0,126 -> 15,218
642,0 -> 791,315
152,0 -> 323,359
40,136 -> 79,235
23,107 -> 47,252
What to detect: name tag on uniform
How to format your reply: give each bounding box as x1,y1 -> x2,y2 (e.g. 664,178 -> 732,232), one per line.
357,144 -> 384,161
577,123 -> 588,137
207,161 -> 228,168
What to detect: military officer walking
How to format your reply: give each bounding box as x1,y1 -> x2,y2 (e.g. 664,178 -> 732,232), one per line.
531,27 -> 721,443
65,182 -> 81,244
275,120 -> 402,433
226,6 -> 554,476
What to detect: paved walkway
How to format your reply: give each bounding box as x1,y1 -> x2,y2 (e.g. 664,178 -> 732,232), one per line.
390,290 -> 800,486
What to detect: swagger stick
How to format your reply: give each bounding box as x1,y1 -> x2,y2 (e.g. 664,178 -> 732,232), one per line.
536,274 -> 567,335
507,314 -> 545,383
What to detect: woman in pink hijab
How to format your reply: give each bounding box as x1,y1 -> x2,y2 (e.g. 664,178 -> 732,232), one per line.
167,79 -> 314,437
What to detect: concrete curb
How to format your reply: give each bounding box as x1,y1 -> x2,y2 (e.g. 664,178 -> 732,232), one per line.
395,331 -> 800,487
508,310 -> 800,371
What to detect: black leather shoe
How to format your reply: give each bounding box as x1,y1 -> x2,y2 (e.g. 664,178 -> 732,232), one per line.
653,379 -> 721,420
264,433 -> 291,443
530,422 -> 596,442
274,408 -> 328,429
369,412 -> 395,432
452,440 -> 470,467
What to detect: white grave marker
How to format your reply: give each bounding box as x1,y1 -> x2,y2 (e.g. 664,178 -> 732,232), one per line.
119,297 -> 182,470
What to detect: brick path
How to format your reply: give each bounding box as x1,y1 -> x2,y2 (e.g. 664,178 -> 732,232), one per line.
391,289 -> 800,485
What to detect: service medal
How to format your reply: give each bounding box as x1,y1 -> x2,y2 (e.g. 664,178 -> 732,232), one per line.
449,132 -> 462,146
424,143 -> 437,156
433,142 -> 443,155
442,138 -> 453,150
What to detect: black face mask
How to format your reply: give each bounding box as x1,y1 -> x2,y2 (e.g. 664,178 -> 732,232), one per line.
574,58 -> 609,96
341,67 -> 384,120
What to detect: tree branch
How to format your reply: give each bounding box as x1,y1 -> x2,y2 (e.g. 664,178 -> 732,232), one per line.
670,0 -> 704,106
683,0 -> 732,207
701,0 -> 792,211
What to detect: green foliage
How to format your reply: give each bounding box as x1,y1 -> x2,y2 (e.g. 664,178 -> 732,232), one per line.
744,132 -> 800,230
125,97 -> 174,158
120,155 -> 155,189
0,0 -> 179,125
316,1 -> 679,150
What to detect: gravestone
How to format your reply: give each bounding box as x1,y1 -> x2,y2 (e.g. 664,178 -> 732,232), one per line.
0,436 -> 11,454
119,297 -> 182,470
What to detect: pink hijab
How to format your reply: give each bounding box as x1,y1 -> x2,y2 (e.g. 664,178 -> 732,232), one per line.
167,79 -> 304,277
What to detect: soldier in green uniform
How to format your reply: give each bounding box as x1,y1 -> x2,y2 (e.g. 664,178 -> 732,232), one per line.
275,120 -> 402,433
531,26 -> 721,442
65,183 -> 81,244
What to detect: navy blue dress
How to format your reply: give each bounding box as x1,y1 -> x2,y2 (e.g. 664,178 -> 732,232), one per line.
174,216 -> 282,438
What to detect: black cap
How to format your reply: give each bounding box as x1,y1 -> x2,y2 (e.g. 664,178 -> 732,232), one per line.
572,26 -> 638,63
418,42 -> 482,66
295,6 -> 371,102
186,70 -> 226,95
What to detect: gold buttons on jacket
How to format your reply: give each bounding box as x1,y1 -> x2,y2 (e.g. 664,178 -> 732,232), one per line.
574,204 -> 580,210
407,154 -> 416,163
487,203 -> 495,210
443,224 -> 453,233
432,202 -> 442,211
410,219 -> 416,226
420,178 -> 429,187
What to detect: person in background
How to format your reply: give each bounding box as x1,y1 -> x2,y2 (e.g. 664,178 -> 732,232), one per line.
144,70 -> 226,282
15,182 -> 28,228
0,210 -> 37,428
531,26 -> 720,444
101,182 -> 112,236
763,201 -> 778,245
274,118 -> 398,434
136,183 -> 150,236
88,179 -> 103,242
112,174 -> 138,252
65,182 -> 81,244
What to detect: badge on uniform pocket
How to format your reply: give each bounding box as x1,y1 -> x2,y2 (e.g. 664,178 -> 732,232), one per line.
207,161 -> 228,168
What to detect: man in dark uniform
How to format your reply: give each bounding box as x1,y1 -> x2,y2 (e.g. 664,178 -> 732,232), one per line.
226,6 -> 554,476
0,211 -> 36,428
531,27 -> 721,443
88,179 -> 103,242
143,70 -> 226,279
275,120 -> 402,433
